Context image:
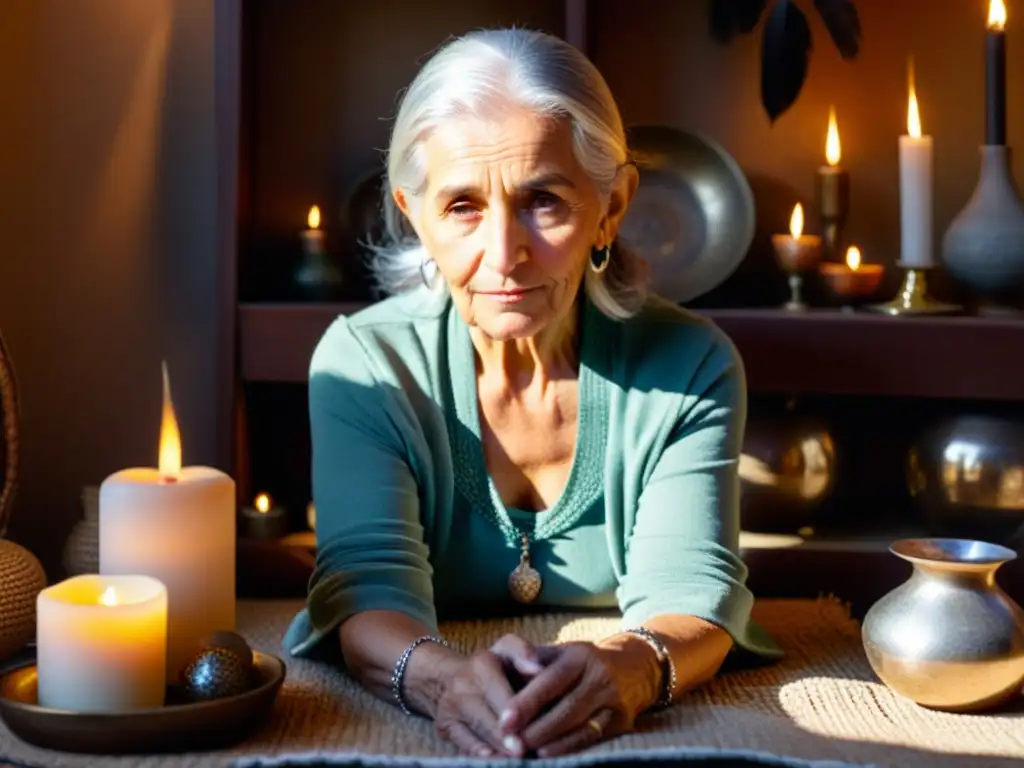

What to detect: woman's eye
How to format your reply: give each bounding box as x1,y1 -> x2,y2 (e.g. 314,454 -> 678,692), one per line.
531,192 -> 561,211
448,202 -> 479,219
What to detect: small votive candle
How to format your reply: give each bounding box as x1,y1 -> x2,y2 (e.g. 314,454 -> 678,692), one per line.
240,492 -> 288,540
771,203 -> 823,273
819,245 -> 885,302
37,574 -> 167,712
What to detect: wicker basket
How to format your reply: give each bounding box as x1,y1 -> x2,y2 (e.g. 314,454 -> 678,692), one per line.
0,539 -> 46,659
0,328 -> 17,541
0,328 -> 47,661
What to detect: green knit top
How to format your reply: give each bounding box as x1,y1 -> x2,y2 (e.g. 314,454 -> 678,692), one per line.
283,287 -> 783,661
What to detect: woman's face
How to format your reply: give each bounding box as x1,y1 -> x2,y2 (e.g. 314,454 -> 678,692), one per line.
395,109 -> 632,341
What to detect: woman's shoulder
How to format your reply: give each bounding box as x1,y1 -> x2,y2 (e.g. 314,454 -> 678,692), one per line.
311,287 -> 448,383
607,295 -> 742,384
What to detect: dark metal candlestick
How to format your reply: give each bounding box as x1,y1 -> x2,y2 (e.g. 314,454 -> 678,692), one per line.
816,166 -> 849,258
986,29 -> 1006,146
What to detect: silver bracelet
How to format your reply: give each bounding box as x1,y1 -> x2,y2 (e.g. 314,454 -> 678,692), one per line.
390,635 -> 451,716
624,626 -> 676,710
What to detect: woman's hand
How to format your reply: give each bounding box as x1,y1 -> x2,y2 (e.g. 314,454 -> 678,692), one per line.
497,640 -> 662,758
432,634 -> 545,757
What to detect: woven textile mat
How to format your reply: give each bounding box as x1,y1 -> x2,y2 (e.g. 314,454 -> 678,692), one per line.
2,598 -> 1024,768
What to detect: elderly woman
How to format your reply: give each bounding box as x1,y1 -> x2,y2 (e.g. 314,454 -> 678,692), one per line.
284,27 -> 781,760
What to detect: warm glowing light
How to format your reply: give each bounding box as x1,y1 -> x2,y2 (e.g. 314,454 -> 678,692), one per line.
99,586 -> 119,607
307,205 -> 321,229
825,106 -> 841,166
789,203 -> 805,238
845,245 -> 862,271
989,0 -> 1007,31
907,63 -> 922,138
254,493 -> 271,514
158,361 -> 182,479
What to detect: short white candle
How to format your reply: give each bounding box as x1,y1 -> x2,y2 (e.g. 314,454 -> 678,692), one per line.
899,64 -> 934,267
100,364 -> 236,681
36,574 -> 167,712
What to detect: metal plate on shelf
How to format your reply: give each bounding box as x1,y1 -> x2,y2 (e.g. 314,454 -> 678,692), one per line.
619,125 -> 755,304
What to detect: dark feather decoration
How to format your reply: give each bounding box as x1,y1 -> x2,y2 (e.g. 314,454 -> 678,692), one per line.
814,0 -> 861,59
761,0 -> 812,123
708,0 -> 861,122
708,0 -> 768,43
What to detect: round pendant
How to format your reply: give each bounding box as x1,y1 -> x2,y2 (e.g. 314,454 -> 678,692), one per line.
508,562 -> 542,604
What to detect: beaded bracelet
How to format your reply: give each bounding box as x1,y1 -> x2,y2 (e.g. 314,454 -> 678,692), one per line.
624,626 -> 677,710
391,635 -> 451,716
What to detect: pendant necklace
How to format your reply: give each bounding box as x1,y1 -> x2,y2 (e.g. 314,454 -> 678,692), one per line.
508,531 -> 542,603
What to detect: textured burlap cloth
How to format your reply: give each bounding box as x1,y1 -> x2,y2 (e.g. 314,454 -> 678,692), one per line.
2,598 -> 1023,768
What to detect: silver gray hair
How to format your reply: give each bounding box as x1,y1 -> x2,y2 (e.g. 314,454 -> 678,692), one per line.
367,27 -> 648,320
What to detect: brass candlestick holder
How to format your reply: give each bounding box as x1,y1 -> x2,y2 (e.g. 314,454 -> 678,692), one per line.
864,262 -> 962,316
816,165 -> 849,258
772,232 -> 823,311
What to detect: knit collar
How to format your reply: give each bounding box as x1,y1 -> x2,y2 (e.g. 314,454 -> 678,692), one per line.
445,294 -> 610,545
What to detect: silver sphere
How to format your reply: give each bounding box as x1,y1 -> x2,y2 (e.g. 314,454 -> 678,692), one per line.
180,631 -> 254,701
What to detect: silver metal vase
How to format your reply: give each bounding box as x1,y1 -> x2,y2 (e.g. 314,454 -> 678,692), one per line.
862,538 -> 1024,712
942,145 -> 1024,313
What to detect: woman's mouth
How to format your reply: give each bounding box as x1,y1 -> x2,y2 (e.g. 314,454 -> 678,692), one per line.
477,288 -> 538,304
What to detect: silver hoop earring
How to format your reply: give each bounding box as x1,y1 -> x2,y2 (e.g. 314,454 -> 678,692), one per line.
590,245 -> 611,274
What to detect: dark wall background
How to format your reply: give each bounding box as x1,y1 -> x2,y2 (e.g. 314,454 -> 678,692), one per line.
240,0 -> 1022,306
0,0 -> 226,578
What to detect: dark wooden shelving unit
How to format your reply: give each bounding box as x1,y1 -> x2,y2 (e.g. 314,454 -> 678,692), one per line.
240,302 -> 1024,400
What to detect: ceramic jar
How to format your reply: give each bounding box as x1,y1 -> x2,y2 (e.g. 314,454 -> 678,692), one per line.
862,538 -> 1024,712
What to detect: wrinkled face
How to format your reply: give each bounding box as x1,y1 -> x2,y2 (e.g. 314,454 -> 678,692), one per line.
395,109 -> 610,341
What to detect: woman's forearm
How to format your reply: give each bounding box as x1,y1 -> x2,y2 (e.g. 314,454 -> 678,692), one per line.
339,609 -> 464,717
597,614 -> 733,714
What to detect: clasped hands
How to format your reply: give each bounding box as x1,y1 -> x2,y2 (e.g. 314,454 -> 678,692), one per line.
433,634 -> 661,758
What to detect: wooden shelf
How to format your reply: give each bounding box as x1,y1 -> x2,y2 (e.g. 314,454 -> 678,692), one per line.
239,302 -> 1024,400
239,528 -> 1024,615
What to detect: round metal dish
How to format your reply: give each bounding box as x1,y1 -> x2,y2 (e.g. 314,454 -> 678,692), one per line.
0,650 -> 285,754
619,124 -> 756,304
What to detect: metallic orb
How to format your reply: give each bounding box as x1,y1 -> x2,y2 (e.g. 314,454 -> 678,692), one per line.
907,415 -> 1024,543
862,538 -> 1024,712
180,631 -> 254,701
739,415 -> 837,532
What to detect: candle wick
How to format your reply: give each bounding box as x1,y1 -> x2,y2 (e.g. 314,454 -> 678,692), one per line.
161,475 -> 179,485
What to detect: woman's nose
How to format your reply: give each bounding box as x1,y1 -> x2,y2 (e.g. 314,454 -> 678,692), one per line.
482,211 -> 529,276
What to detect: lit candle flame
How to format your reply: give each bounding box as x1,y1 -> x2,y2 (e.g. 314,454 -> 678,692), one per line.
825,106 -> 841,166
989,0 -> 1007,31
789,203 -> 804,238
846,245 -> 862,271
158,361 -> 182,480
907,61 -> 922,138
99,586 -> 119,607
255,492 -> 271,514
307,205 -> 321,230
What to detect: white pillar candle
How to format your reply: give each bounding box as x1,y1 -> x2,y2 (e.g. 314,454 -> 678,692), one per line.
36,574 -> 167,712
99,364 -> 236,681
899,66 -> 934,268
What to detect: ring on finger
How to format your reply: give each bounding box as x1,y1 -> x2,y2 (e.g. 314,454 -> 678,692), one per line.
586,718 -> 603,737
